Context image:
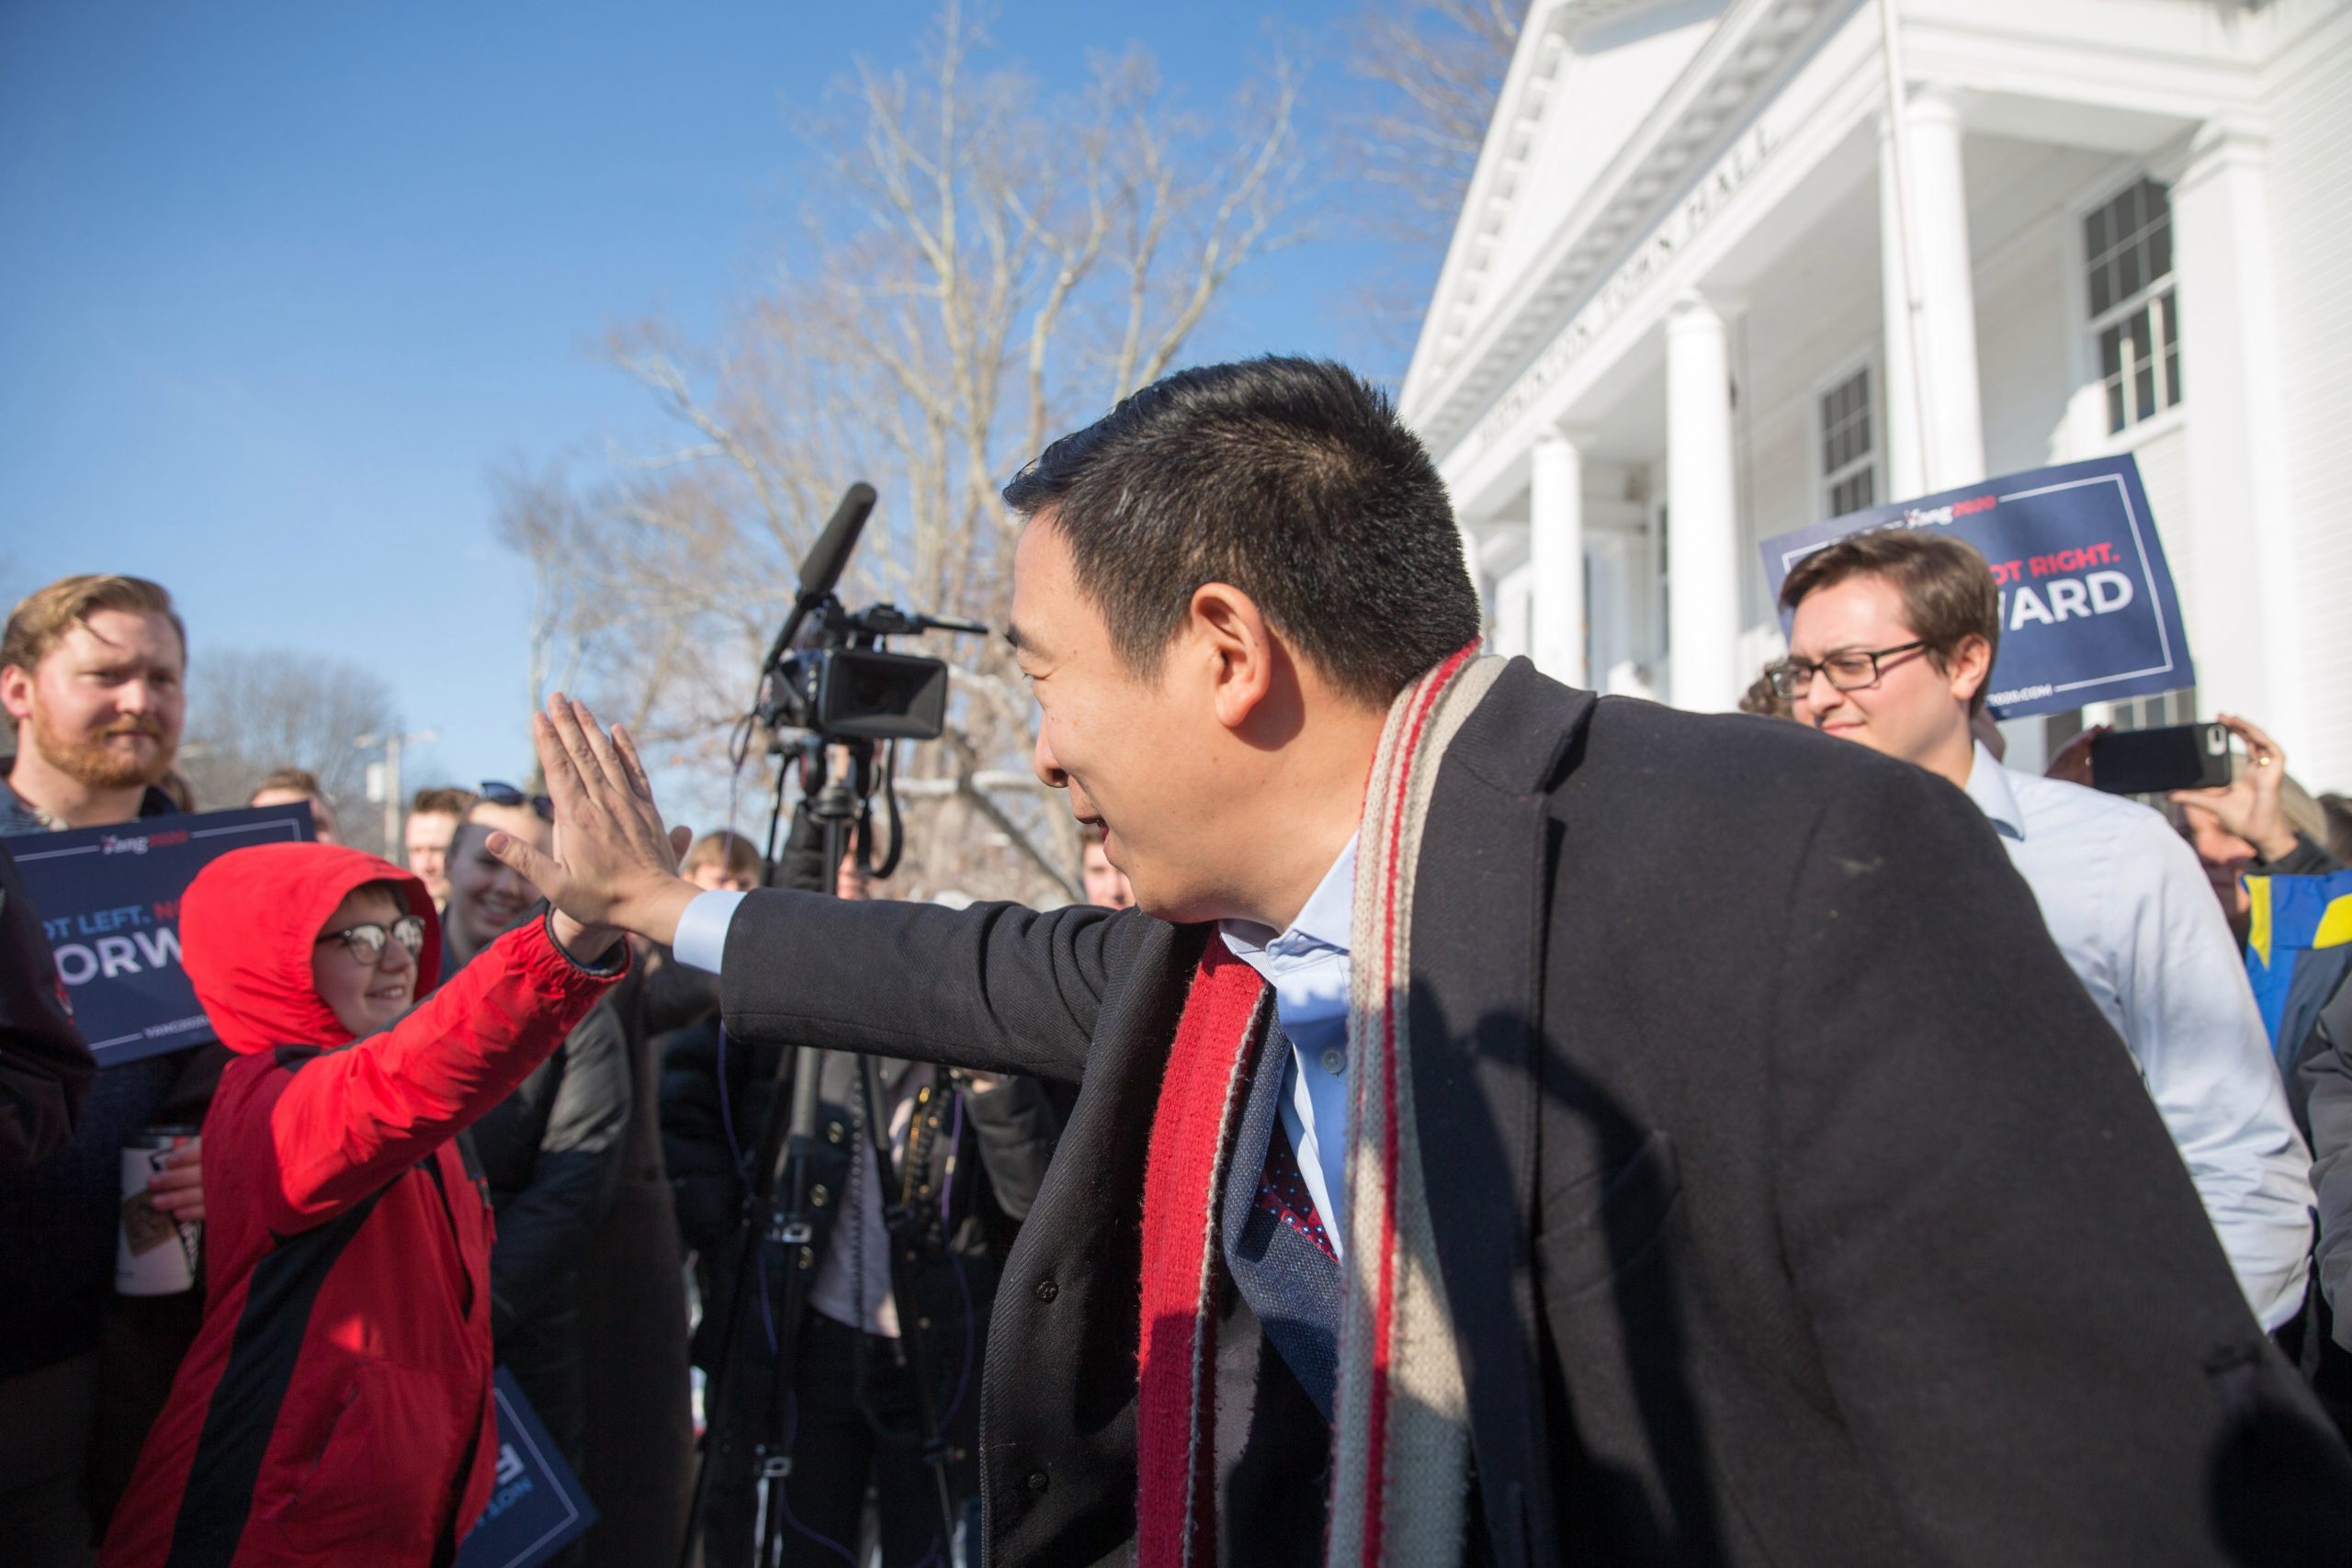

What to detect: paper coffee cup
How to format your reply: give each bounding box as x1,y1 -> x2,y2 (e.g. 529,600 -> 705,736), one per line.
118,1126 -> 200,1296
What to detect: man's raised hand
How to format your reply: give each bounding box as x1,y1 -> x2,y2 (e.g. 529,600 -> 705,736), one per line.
487,694 -> 704,949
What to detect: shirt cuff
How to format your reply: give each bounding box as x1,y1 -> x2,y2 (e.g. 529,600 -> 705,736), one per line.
673,889 -> 747,975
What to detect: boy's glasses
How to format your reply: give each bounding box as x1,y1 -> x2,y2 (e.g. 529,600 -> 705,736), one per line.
315,915 -> 428,964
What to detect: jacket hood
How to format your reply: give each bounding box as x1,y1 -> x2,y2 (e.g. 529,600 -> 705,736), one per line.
182,842 -> 443,1055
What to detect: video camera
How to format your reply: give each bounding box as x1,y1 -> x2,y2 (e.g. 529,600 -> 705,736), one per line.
688,481 -> 986,1568
752,483 -> 985,743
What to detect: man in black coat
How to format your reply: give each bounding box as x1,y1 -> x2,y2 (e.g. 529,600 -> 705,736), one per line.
491,357 -> 2352,1567
442,813 -> 633,1539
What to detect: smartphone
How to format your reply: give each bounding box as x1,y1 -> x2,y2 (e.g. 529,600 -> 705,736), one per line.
2088,722 -> 2232,795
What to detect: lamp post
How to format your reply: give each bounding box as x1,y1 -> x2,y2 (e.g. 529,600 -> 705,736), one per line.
354,728 -> 439,859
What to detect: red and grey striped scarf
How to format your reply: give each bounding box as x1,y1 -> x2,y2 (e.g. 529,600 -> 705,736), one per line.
1136,646 -> 1505,1568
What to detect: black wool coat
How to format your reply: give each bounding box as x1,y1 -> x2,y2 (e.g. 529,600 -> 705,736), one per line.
719,659 -> 2352,1568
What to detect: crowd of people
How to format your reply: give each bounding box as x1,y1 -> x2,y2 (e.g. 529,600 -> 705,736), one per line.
4,354 -> 2351,1567
0,571 -> 1140,1568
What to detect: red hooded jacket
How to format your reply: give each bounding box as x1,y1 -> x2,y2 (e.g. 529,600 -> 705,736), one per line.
96,842 -> 623,1568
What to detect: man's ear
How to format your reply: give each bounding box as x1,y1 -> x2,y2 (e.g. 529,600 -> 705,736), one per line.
0,665 -> 31,724
1188,583 -> 1276,732
1948,635 -> 1994,705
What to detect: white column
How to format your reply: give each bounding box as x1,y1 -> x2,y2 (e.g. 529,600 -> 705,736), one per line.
1529,428 -> 1587,686
1904,89 -> 1986,490
1666,290 -> 1740,713
1877,114 -> 1925,501
2171,118 -> 2303,740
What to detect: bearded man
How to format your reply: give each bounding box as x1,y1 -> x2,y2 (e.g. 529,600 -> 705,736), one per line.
0,576 -> 209,1563
499,360 -> 2350,1567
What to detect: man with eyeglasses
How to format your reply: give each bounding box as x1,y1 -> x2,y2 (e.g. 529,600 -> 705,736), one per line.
1778,528 -> 2314,1335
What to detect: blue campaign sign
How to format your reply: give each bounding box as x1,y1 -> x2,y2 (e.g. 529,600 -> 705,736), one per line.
1758,455 -> 2195,719
10,803 -> 314,1066
458,1368 -> 599,1568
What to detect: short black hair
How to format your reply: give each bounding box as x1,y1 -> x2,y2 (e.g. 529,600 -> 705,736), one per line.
1001,357 -> 1482,703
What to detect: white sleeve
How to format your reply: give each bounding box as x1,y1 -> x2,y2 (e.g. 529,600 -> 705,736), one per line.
671,889 -> 748,976
2116,814 -> 2313,1329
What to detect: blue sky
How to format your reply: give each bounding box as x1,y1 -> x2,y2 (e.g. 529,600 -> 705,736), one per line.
0,1 -> 1421,795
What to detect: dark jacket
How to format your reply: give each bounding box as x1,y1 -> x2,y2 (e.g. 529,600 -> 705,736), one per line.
2298,977 -> 2352,1341
0,836 -> 93,1175
660,1017 -> 1059,1422
575,948 -> 696,1568
96,846 -> 621,1568
0,770 -> 194,1382
2264,835 -> 2352,1355
717,661 -> 2352,1568
468,997 -> 630,1468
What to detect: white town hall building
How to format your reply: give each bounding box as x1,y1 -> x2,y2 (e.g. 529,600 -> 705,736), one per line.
1404,0 -> 2352,778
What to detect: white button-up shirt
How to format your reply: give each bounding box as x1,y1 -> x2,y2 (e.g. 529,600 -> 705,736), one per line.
1220,835 -> 1358,1258
1962,741 -> 2313,1328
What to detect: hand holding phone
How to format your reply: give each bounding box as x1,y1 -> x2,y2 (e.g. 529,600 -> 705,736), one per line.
2161,713 -> 2301,862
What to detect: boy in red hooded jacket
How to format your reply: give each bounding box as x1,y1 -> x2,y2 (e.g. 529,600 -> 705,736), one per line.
96,840 -> 629,1567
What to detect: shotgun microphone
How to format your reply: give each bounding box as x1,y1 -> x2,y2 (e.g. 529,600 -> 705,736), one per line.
761,482 -> 877,673
796,481 -> 877,608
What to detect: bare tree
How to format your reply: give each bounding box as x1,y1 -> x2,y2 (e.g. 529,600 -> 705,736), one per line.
177,648 -> 400,855
503,2 -> 1308,902
1343,0 -> 1523,227
1334,0 -> 1524,345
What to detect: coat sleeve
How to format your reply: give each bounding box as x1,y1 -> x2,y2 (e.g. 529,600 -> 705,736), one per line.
489,1002 -> 633,1337
251,919 -> 626,1234
1769,762 -> 2346,1562
718,892 -> 1137,1085
2254,832 -> 2343,878
0,840 -> 94,1176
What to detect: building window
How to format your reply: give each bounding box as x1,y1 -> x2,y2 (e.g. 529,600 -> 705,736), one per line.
1820,367 -> 1875,518
2085,177 -> 2181,434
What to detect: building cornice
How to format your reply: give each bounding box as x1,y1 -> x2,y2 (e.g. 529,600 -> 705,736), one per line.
1401,0 -> 1845,454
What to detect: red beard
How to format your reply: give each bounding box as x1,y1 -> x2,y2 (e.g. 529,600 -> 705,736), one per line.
29,705 -> 175,792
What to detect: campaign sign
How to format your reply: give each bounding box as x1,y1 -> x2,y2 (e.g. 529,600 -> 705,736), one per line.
1758,455 -> 2194,719
10,803 -> 313,1066
458,1368 -> 598,1568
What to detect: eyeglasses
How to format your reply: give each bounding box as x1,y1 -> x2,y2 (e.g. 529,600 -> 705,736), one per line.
315,915 -> 428,964
1767,640 -> 1930,701
478,780 -> 553,821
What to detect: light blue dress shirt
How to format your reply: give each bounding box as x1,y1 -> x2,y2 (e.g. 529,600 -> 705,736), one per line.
670,840 -> 1365,1257
1960,741 -> 2313,1328
1218,834 -> 1358,1259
